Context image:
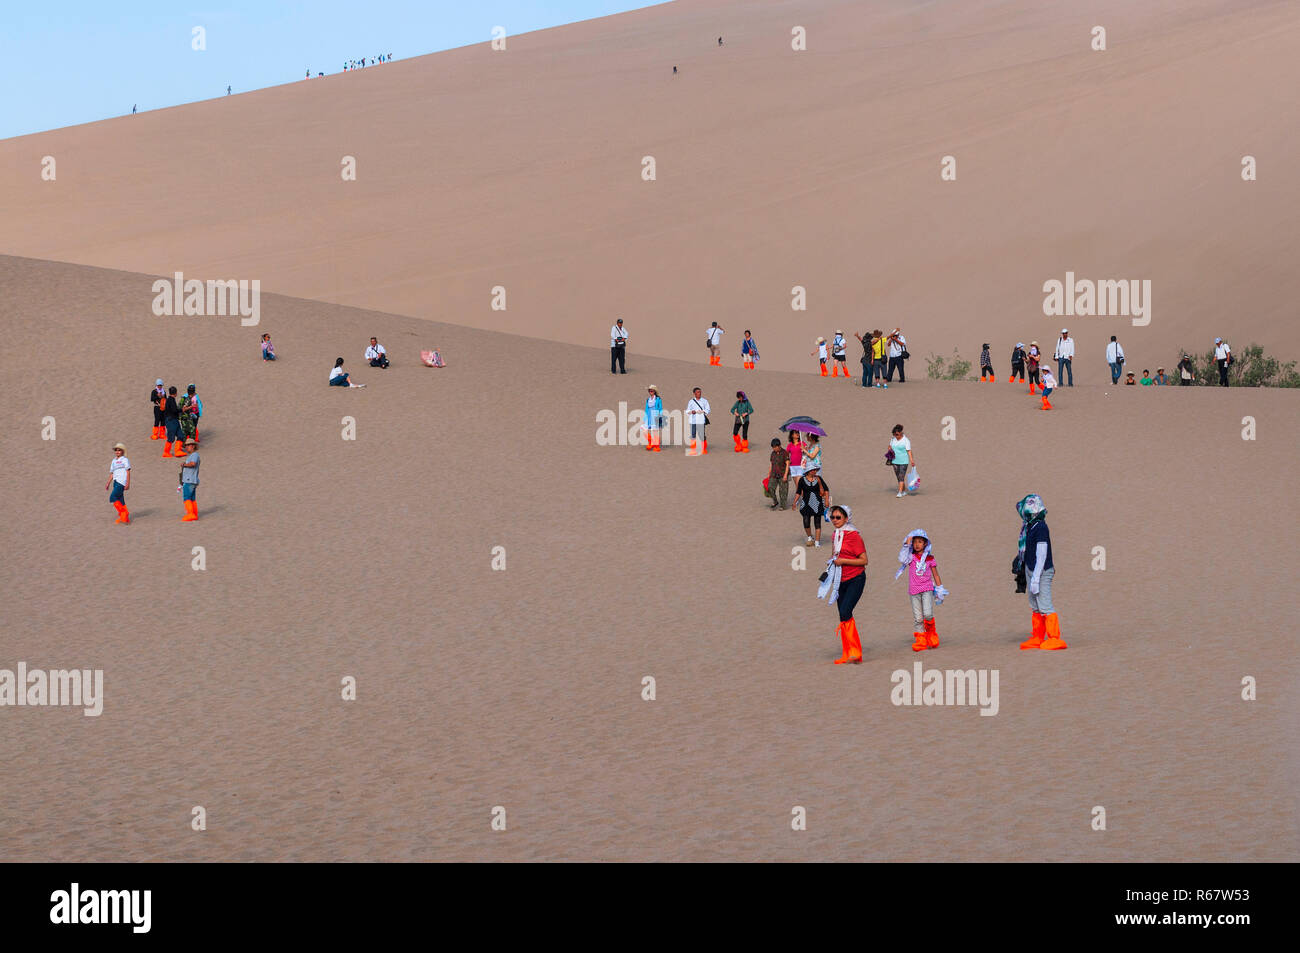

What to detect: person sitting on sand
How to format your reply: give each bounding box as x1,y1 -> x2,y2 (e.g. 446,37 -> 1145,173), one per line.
1154,366 -> 1169,385
365,337 -> 390,369
1125,371 -> 1137,386
1140,369 -> 1153,386
330,357 -> 365,387
261,333 -> 276,361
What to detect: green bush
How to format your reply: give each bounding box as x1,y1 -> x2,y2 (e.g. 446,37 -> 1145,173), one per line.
1174,343 -> 1300,387
925,348 -> 973,381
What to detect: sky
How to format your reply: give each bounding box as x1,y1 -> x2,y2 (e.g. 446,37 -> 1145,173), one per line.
0,1 -> 667,140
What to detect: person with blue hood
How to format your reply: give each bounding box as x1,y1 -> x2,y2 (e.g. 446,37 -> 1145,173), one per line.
1017,494 -> 1067,650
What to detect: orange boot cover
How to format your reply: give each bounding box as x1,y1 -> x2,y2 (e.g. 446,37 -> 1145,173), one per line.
113,501 -> 127,523
733,434 -> 743,452
741,439 -> 749,453
844,619 -> 862,662
1020,612 -> 1046,649
651,432 -> 661,452
912,631 -> 929,652
162,441 -> 173,457
1040,613 -> 1067,650
924,617 -> 939,649
833,622 -> 852,664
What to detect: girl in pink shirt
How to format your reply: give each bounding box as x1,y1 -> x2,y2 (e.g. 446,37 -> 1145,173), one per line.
895,529 -> 944,652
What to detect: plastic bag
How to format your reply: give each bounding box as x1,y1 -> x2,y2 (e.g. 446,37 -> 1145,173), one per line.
906,466 -> 920,493
421,349 -> 445,367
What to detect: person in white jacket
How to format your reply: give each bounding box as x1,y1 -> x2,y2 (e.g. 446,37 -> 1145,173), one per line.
610,319 -> 628,374
1214,337 -> 1232,387
706,323 -> 725,366
1105,335 -> 1125,384
686,387 -> 711,454
1054,329 -> 1074,385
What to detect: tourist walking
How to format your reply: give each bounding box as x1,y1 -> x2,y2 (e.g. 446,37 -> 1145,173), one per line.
819,505 -> 867,664
895,529 -> 945,652
888,424 -> 912,498
741,330 -> 759,369
1214,338 -> 1232,386
643,385 -> 663,451
831,331 -> 849,378
730,391 -> 753,452
793,466 -> 830,547
1054,329 -> 1074,385
1009,343 -> 1026,383
106,443 -> 131,524
178,438 -> 200,521
1106,336 -> 1126,384
706,322 -> 725,365
1026,341 -> 1042,394
1016,494 -> 1067,650
979,343 -> 995,382
686,386 -> 710,454
765,438 -> 790,509
610,318 -> 628,374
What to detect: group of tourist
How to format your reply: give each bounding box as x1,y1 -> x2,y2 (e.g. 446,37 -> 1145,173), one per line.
108,378 -> 204,524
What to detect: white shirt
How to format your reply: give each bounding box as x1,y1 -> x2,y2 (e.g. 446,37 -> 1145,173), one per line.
686,396 -> 711,421
1214,343 -> 1231,360
1055,337 -> 1075,359
1041,368 -> 1057,387
888,334 -> 906,358
832,334 -> 846,357
330,365 -> 345,381
816,342 -> 828,360
110,456 -> 130,485
365,344 -> 386,360
1106,341 -> 1125,363
610,324 -> 628,347
706,327 -> 724,346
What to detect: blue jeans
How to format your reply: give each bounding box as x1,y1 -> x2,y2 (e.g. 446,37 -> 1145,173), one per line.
1057,358 -> 1073,385
182,483 -> 197,501
329,374 -> 349,386
1109,361 -> 1122,384
862,361 -> 874,387
109,483 -> 125,503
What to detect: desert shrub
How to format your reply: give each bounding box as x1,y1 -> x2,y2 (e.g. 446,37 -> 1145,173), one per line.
925,348 -> 973,381
1175,343 -> 1300,387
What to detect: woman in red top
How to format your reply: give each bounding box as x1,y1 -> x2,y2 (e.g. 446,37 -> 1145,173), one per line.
828,505 -> 868,664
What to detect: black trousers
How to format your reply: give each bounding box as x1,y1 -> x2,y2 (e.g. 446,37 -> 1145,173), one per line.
1217,359 -> 1229,386
732,417 -> 749,438
837,572 -> 865,623
887,356 -> 905,382
611,345 -> 626,373
153,405 -> 165,426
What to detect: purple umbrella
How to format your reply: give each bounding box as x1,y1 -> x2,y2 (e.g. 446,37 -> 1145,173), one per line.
782,420 -> 827,436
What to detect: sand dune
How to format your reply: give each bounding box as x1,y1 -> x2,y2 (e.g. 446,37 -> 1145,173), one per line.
2,0 -> 1299,376
1,252 -> 1295,861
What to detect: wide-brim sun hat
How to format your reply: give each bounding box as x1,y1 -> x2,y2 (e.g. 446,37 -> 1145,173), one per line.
647,385 -> 657,393
816,336 -> 825,343
113,443 -> 126,451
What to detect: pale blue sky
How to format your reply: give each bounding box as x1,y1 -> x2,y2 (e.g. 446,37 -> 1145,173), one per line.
0,1 -> 666,140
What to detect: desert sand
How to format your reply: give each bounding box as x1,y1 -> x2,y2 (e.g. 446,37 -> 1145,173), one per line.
1,0 -> 1298,862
